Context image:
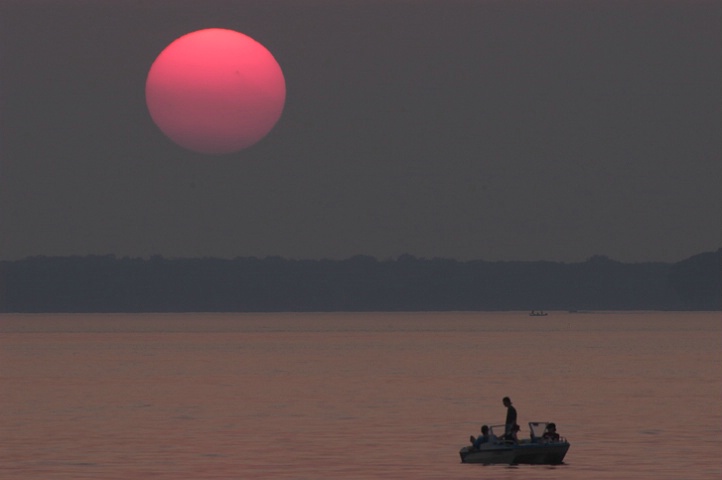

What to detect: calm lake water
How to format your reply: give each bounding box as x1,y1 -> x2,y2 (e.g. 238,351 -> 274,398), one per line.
1,312 -> 720,479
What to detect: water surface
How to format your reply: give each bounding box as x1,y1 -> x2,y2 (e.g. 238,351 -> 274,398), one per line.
1,312 -> 720,479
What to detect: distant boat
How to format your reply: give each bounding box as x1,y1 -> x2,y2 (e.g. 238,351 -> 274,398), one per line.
460,422 -> 570,465
529,310 -> 548,317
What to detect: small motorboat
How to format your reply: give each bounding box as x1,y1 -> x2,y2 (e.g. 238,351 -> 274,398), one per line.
529,310 -> 548,316
460,422 -> 570,465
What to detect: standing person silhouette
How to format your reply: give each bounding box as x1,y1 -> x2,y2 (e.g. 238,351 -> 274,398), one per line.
503,397 -> 517,436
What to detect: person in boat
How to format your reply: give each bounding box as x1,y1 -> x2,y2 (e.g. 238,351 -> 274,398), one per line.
500,423 -> 520,444
542,422 -> 560,441
502,397 -> 517,436
469,425 -> 491,450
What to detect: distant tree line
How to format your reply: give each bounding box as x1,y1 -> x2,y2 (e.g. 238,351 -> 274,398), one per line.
0,250 -> 719,312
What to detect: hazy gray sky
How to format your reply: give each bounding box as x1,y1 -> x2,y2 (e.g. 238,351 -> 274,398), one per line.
1,0 -> 719,262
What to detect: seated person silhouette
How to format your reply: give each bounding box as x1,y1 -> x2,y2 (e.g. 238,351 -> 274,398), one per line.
469,425 -> 491,449
542,423 -> 560,441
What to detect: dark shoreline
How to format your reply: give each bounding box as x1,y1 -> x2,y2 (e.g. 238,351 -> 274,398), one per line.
1,249 -> 719,313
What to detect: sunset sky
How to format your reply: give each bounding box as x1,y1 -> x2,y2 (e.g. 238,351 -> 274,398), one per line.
1,0 -> 719,263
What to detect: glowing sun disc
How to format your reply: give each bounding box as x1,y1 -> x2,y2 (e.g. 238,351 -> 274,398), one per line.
146,28 -> 286,155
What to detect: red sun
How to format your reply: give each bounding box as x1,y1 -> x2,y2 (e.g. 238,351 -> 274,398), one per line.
146,28 -> 286,155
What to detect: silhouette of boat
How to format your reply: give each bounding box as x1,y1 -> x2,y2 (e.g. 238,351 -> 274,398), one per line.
460,422 -> 570,465
529,310 -> 548,316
